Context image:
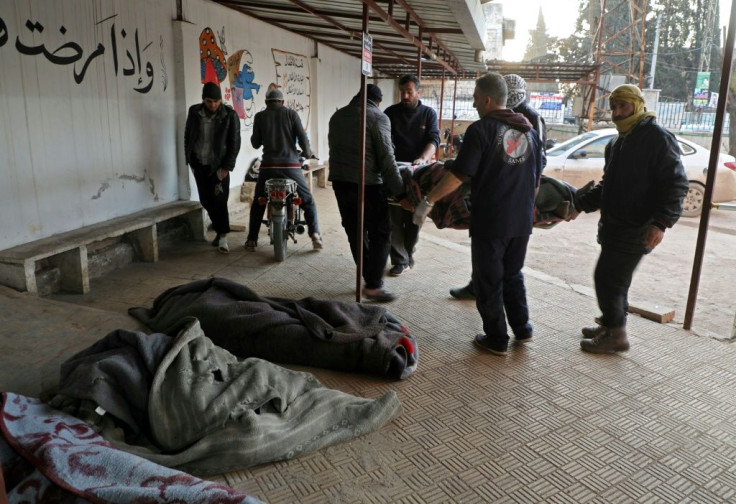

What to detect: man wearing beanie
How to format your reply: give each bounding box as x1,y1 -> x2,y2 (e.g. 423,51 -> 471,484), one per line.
246,87 -> 323,251
184,81 -> 242,254
449,73 -> 547,301
413,72 -> 544,355
573,83 -> 688,354
384,75 -> 441,277
328,83 -> 405,302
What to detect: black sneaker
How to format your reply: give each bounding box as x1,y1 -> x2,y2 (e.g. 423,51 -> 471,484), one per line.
389,263 -> 411,276
473,334 -> 508,356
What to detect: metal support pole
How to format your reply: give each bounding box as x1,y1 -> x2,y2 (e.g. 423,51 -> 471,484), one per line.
356,3 -> 369,302
588,0 -> 606,132
439,68 -> 445,155
450,74 -> 458,156
683,0 -> 736,329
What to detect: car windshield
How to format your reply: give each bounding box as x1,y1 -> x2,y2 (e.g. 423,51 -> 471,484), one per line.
546,132 -> 599,156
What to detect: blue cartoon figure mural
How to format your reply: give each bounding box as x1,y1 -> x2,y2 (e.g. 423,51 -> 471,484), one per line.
228,49 -> 260,125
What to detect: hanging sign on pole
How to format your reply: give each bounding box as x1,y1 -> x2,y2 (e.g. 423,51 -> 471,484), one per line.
362,33 -> 372,76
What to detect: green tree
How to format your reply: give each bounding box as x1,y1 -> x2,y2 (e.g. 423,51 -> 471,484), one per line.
649,0 -> 721,102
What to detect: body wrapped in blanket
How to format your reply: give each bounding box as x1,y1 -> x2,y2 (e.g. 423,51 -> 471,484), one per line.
43,318 -> 403,476
399,161 -> 591,230
129,277 -> 418,379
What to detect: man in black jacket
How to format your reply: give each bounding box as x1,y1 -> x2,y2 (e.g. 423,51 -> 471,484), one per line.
573,84 -> 688,354
384,75 -> 440,277
184,82 -> 242,254
328,84 -> 405,302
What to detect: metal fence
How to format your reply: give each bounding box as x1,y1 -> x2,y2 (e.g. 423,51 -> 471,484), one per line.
420,80 -> 729,132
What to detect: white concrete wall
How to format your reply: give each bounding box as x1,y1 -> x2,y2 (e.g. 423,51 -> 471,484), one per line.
0,0 -> 368,249
0,0 -> 179,248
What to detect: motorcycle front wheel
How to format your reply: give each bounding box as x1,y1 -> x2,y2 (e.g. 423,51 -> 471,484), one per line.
271,214 -> 288,262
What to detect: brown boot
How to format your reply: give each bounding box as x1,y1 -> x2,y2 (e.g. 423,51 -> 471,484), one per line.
581,325 -> 607,339
580,327 -> 630,354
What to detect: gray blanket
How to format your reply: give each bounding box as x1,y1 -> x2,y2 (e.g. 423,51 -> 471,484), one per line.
48,319 -> 402,476
128,277 -> 419,379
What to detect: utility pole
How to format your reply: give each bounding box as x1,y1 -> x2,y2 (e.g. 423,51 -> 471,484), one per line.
648,12 -> 662,88
698,0 -> 717,72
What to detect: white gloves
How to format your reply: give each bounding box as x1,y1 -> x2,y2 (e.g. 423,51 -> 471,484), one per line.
412,197 -> 433,226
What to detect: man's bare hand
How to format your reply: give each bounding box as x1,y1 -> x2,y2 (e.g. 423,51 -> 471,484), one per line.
565,208 -> 580,221
645,225 -> 664,249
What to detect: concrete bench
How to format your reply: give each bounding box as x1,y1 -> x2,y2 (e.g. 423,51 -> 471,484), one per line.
303,162 -> 329,192
0,201 -> 205,296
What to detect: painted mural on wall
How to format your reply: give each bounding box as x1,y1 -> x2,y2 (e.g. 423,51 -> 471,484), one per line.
198,27 -> 226,85
228,49 -> 260,127
0,13 -> 166,93
271,49 -> 310,128
199,26 -> 261,128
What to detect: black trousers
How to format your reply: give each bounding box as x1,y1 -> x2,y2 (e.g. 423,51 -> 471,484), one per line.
247,168 -> 320,242
191,163 -> 230,235
471,235 -> 532,343
594,245 -> 644,329
332,181 -> 391,290
389,205 -> 420,266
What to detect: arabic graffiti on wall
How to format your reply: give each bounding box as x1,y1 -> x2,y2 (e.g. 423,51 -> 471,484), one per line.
227,49 -> 260,126
271,49 -> 310,128
0,13 -> 163,93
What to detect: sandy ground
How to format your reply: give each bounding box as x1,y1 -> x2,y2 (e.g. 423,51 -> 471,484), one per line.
423,207 -> 736,341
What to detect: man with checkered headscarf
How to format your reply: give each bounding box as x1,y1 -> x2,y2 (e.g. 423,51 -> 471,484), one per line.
505,74 -> 546,150
573,83 -> 688,354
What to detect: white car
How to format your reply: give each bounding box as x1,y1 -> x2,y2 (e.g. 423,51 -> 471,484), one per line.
545,128 -> 736,217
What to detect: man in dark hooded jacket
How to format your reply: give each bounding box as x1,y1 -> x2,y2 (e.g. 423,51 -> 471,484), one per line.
413,72 -> 544,355
573,84 -> 688,354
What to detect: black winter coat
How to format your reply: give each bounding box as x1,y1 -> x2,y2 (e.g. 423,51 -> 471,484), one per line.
576,117 -> 688,253
184,103 -> 241,173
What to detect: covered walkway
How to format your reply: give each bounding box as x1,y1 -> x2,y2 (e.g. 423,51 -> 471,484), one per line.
3,188 -> 736,503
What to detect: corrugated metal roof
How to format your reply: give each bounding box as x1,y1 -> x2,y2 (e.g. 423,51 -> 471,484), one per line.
214,0 -> 489,78
484,61 -> 599,84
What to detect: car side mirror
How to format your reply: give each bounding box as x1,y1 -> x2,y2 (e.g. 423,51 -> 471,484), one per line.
570,149 -> 588,159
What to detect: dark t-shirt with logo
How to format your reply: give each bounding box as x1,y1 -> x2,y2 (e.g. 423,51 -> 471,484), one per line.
449,117 -> 543,239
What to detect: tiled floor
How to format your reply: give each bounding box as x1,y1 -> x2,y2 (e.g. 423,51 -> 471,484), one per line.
2,188 -> 736,503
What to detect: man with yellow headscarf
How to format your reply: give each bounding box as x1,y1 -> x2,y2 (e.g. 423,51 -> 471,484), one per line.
572,84 -> 688,354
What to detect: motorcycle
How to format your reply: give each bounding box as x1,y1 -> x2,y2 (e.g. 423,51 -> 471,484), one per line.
258,177 -> 307,262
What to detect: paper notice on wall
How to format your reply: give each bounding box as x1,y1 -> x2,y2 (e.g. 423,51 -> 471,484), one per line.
271,49 -> 311,128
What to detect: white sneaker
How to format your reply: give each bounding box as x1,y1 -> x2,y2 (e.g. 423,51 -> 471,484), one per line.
217,236 -> 229,254
311,233 -> 323,250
